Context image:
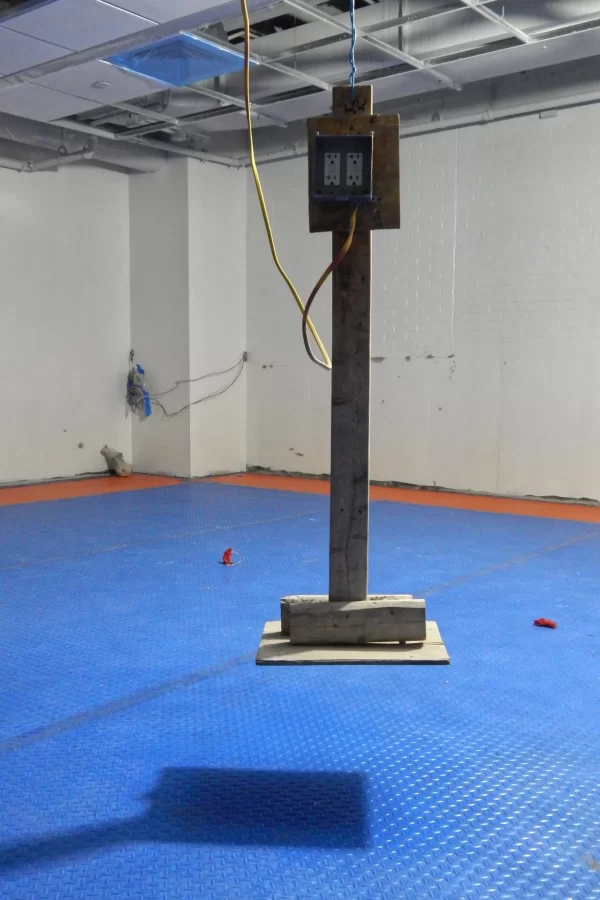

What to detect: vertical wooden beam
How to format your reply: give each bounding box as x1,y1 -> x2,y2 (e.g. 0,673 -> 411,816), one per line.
329,85 -> 373,603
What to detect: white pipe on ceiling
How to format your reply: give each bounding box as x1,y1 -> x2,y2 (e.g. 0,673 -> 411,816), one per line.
28,146 -> 96,172
0,156 -> 26,172
0,116 -> 166,173
0,145 -> 95,173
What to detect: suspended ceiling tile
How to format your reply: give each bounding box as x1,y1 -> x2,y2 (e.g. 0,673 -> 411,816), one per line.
36,60 -> 164,103
437,27 -> 600,84
0,83 -> 97,122
3,0 -> 156,52
0,27 -> 70,75
104,0 -> 219,23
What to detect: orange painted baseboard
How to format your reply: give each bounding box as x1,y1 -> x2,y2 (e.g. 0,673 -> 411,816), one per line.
2,469 -> 598,524
0,474 -> 181,507
207,472 -> 600,524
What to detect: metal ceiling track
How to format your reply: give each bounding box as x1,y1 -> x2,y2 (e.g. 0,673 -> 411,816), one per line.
282,0 -> 462,91
457,0 -> 533,44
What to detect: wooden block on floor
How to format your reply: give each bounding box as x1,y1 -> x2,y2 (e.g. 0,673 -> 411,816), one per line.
281,594 -> 414,636
256,620 -> 449,665
287,596 -> 426,645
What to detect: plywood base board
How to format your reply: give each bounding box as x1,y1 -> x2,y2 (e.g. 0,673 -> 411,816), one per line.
256,620 -> 450,666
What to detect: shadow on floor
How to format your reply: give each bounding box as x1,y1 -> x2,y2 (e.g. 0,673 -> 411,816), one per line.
0,767 -> 368,871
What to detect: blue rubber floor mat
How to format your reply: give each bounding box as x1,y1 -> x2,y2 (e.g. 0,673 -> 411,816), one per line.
0,483 -> 598,899
0,483 -> 323,569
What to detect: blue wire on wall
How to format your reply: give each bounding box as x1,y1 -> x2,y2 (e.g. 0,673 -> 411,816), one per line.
349,0 -> 357,96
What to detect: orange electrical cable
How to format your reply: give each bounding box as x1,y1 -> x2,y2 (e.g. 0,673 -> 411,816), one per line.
301,206 -> 358,366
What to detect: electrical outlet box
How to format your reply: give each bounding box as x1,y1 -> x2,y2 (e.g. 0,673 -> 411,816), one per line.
307,85 -> 400,232
313,134 -> 373,201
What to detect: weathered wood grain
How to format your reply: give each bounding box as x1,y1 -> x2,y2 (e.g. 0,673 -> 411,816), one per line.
256,620 -> 450,665
280,594 -> 414,635
289,597 -> 426,645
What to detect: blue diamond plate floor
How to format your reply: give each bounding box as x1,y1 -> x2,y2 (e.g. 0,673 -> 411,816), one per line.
0,482 -> 598,899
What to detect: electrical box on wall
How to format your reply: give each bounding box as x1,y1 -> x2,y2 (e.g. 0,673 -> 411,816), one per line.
313,134 -> 374,202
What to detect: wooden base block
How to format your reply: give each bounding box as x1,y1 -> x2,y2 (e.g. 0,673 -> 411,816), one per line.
281,595 -> 413,636
256,620 -> 449,666
283,595 -> 426,645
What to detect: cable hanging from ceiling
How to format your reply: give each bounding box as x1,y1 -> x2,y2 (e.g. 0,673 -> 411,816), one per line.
240,0 -> 358,371
348,0 -> 357,96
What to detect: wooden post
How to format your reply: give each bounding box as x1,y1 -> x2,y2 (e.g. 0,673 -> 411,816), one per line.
256,88 -> 451,662
328,85 -> 373,603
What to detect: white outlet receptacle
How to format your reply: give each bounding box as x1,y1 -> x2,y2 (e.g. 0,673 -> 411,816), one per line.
324,152 -> 341,186
346,152 -> 363,186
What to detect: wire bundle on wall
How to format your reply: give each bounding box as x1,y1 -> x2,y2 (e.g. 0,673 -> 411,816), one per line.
128,352 -> 246,419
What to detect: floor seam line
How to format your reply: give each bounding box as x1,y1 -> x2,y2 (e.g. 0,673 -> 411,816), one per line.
423,528 -> 600,597
0,653 -> 255,756
0,507 -> 324,573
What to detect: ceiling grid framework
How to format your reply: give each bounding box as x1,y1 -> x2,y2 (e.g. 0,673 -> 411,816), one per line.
0,0 -> 599,168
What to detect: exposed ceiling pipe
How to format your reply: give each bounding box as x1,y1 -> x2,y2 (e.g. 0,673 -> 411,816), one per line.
121,134 -> 242,167
28,143 -> 96,172
0,155 -> 26,171
0,142 -> 95,173
0,115 -> 166,173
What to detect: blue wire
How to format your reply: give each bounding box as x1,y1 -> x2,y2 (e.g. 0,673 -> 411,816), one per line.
349,0 -> 357,97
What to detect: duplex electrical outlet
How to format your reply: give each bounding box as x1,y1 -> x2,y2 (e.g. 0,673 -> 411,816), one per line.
313,133 -> 373,201
346,152 -> 363,187
324,152 -> 341,186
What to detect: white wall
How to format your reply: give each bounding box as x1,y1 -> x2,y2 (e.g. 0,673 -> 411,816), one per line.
0,165 -> 130,484
188,163 -> 247,476
246,105 -> 600,501
130,159 -> 247,478
130,159 -> 192,477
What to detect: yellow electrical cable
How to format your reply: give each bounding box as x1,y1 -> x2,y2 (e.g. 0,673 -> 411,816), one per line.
240,0 -> 332,370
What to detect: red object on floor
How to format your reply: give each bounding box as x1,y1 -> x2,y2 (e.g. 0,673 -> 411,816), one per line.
222,548 -> 233,566
533,618 -> 557,629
